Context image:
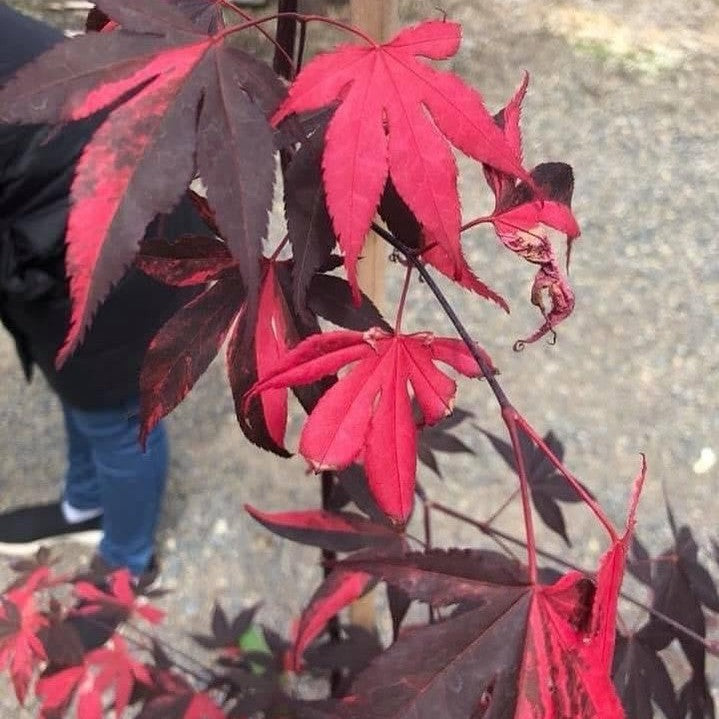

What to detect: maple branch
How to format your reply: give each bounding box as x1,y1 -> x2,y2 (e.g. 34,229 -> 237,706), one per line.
515,415 -> 617,541
394,266 -> 413,333
370,222 -> 509,408
272,0 -> 298,80
219,13 -> 376,48
269,234 -> 290,262
427,500 -> 719,658
428,500 -> 521,562
484,487 -> 520,526
320,469 -> 343,697
217,0 -> 297,75
371,222 -> 619,540
502,407 -> 538,582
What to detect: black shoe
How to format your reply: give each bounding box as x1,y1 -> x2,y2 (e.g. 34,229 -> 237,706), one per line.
86,552 -> 162,593
0,502 -> 102,556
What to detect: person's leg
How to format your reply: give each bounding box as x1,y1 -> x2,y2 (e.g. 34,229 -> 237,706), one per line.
61,402 -> 103,519
66,398 -> 168,577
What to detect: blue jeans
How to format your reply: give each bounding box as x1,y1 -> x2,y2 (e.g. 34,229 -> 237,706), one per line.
61,398 -> 167,576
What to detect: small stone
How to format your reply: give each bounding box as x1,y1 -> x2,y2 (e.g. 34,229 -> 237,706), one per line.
692,447 -> 716,475
213,518 -> 229,536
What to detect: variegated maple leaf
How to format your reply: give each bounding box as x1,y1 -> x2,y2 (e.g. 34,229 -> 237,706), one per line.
481,74 -> 581,346
246,328 -> 495,522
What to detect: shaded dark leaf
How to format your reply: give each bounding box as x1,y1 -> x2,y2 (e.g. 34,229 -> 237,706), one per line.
627,535 -> 653,587
379,179 -> 422,250
386,584 -> 411,641
285,125 -> 337,319
196,47 -> 276,359
478,426 -> 591,545
334,464 -> 386,524
307,275 -> 390,333
612,631 -> 680,719
96,0 -> 201,34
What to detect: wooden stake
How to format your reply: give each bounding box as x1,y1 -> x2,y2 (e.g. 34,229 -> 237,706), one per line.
347,0 -> 397,633
350,0 -> 397,311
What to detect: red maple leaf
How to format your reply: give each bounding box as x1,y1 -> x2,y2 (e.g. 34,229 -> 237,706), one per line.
35,635 -> 151,719
35,664 -> 86,718
142,668 -> 226,719
74,569 -> 165,624
246,328 -> 494,522
272,20 -> 529,298
0,594 -> 47,703
84,635 -> 152,717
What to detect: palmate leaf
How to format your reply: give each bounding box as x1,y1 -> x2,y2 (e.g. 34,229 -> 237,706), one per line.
284,123 -> 337,319
0,595 -> 47,703
612,629 -> 680,719
246,329 -> 494,522
272,20 -> 529,299
479,426 -> 592,545
137,234 -> 389,454
330,550 -> 620,718
245,506 -> 398,554
314,465 -> 645,719
0,0 -> 283,364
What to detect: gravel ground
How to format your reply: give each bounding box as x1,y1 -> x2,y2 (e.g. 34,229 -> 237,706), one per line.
0,0 -> 717,715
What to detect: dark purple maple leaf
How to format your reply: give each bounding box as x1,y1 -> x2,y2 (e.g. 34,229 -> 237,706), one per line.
634,499 -> 719,718
479,426 -> 592,545
417,407 -> 474,479
0,0 -> 284,364
192,603 -> 260,659
328,541 -> 630,719
245,505 -> 399,554
612,628 -> 680,719
284,123 -> 337,320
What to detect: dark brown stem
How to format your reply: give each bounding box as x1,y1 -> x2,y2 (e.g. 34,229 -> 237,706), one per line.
422,501 -> 436,624
272,0 -> 298,80
502,407 -> 538,582
321,470 -> 343,695
370,222 -> 509,408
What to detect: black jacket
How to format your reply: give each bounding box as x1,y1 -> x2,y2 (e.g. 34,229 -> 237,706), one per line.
0,4 -> 201,409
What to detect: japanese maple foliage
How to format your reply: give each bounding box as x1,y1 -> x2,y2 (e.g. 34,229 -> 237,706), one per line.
245,328 -> 493,521
0,2 -> 712,719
